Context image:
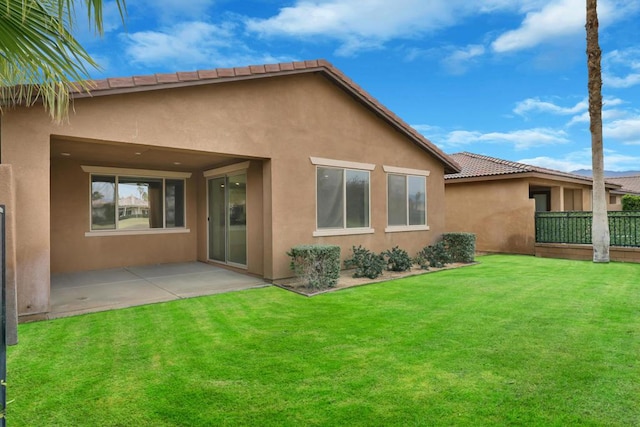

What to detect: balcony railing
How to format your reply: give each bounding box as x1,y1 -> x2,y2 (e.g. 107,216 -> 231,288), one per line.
535,211 -> 640,247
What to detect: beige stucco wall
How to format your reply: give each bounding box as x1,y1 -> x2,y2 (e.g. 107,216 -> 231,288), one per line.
50,157 -> 198,273
445,179 -> 536,254
3,72 -> 448,316
0,165 -> 19,343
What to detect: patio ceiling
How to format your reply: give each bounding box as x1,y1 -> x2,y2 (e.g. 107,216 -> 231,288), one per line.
51,137 -> 250,171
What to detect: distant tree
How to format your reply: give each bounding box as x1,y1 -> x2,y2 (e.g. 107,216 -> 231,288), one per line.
622,195 -> 640,211
0,0 -> 126,122
586,0 -> 609,262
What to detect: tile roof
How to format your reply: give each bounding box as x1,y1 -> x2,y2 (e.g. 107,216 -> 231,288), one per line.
71,59 -> 460,174
445,152 -> 620,188
606,175 -> 640,195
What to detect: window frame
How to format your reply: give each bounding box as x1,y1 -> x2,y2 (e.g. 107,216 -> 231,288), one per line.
383,165 -> 430,233
82,166 -> 191,237
311,157 -> 375,237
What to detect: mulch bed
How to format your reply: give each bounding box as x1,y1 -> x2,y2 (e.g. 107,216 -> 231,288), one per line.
273,262 -> 477,296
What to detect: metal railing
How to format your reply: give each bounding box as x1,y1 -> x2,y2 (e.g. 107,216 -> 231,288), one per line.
535,211 -> 640,247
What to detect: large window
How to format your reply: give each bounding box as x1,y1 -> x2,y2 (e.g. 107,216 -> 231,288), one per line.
317,167 -> 370,230
385,166 -> 428,231
85,166 -> 189,232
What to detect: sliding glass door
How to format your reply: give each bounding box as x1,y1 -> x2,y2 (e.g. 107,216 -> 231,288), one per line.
207,173 -> 247,266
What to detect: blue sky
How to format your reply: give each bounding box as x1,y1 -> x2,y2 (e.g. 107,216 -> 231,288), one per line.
78,0 -> 640,172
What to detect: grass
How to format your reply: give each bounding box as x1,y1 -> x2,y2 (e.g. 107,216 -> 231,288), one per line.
8,255 -> 640,426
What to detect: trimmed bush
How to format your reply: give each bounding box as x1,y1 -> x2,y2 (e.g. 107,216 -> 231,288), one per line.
344,245 -> 386,279
416,241 -> 451,269
443,232 -> 476,263
383,246 -> 412,272
622,194 -> 640,211
287,245 -> 341,290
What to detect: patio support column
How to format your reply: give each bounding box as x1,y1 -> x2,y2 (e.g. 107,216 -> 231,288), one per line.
262,159 -> 273,280
583,189 -> 593,210
551,186 -> 564,211
1,113 -> 51,320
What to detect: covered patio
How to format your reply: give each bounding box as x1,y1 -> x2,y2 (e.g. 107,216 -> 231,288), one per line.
50,262 -> 268,319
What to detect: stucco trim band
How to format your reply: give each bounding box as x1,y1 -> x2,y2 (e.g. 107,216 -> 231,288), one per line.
310,157 -> 376,171
312,227 -> 375,237
383,165 -> 430,176
85,228 -> 191,237
203,161 -> 251,177
385,225 -> 430,233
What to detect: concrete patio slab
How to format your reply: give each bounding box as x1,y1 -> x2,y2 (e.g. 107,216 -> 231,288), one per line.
49,262 -> 269,319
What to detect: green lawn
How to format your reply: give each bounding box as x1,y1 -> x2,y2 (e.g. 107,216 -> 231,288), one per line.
8,255 -> 640,426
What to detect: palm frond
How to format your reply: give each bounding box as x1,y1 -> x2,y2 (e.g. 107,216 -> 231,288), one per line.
0,0 -> 126,122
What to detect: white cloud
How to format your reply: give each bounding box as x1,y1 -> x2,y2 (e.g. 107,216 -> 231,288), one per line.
123,21 -> 293,69
441,44 -> 485,75
491,0 -> 639,53
244,0 -> 533,56
442,128 -> 569,150
566,100 -> 628,126
514,97 -> 587,116
517,155 -> 591,172
519,148 -> 640,172
604,117 -> 640,144
603,48 -> 640,88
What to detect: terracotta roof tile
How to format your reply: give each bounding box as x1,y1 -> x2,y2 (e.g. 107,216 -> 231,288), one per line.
264,63 -> 281,73
216,67 -> 235,77
234,66 -> 252,76
60,59 -> 460,173
197,69 -> 219,79
133,75 -> 158,86
446,152 -> 619,187
607,176 -> 640,195
177,71 -> 199,81
249,65 -> 266,74
87,79 -> 110,91
156,73 -> 179,84
107,77 -> 135,88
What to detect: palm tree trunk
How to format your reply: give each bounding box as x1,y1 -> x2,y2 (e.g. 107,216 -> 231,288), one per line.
586,0 -> 610,262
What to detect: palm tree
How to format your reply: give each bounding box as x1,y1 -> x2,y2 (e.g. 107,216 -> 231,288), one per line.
0,0 -> 126,122
586,0 -> 610,262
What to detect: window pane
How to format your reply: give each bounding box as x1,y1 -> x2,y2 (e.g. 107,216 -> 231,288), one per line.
118,177 -> 163,229
408,176 -> 426,225
165,179 -> 185,227
346,170 -> 369,228
317,167 -> 344,228
388,175 -> 407,226
91,176 -> 116,230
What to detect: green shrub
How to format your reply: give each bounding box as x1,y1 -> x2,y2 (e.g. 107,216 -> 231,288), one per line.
416,241 -> 451,269
443,232 -> 476,263
344,245 -> 386,279
383,246 -> 413,272
622,194 -> 640,211
287,245 -> 341,290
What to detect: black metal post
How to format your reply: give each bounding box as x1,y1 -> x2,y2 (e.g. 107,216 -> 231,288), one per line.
0,205 -> 6,426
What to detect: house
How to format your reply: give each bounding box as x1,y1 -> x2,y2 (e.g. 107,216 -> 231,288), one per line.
0,59 -> 460,321
606,175 -> 640,208
444,152 -> 622,255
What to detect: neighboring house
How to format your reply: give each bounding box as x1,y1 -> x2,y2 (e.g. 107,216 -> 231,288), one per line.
606,175 -> 640,208
444,152 -> 622,255
0,59 -> 460,321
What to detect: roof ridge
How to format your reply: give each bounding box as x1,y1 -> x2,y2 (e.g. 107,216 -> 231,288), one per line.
63,58 -> 460,174
608,174 -> 640,179
78,59 -> 333,93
